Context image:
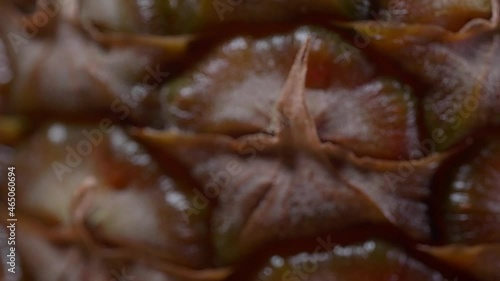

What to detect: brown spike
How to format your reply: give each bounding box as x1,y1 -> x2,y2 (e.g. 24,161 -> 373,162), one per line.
272,37 -> 320,146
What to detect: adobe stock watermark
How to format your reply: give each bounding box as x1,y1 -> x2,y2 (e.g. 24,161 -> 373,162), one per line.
51,65 -> 169,182
216,1 -> 401,62
256,236 -> 460,281
213,0 -> 263,21
383,73 -> 493,189
181,108 -> 295,223
351,0 -> 414,50
213,0 -> 244,21
6,0 -> 72,53
109,268 -> 135,281
267,236 -> 339,281
253,238 -> 364,281
334,0 -> 411,63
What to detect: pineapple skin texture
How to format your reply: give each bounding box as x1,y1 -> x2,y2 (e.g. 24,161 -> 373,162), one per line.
0,1 -> 499,281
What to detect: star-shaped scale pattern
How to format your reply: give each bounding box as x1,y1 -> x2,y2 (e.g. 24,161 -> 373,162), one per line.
136,40 -> 451,264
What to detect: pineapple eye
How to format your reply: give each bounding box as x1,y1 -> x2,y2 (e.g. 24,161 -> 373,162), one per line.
163,26 -> 419,159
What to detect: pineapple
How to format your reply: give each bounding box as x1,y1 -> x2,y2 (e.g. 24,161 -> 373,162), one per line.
0,0 -> 499,281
